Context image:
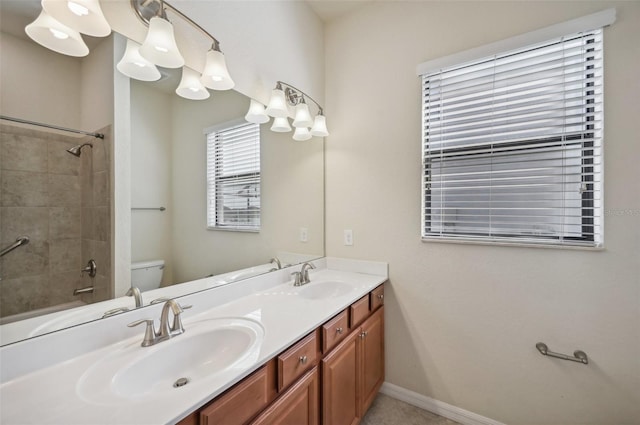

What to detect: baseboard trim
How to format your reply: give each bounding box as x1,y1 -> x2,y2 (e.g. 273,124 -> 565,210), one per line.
379,382 -> 506,425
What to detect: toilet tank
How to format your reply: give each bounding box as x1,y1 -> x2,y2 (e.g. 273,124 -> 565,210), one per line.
131,260 -> 165,292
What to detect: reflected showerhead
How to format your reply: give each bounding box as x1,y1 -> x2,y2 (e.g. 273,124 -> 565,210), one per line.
66,143 -> 93,157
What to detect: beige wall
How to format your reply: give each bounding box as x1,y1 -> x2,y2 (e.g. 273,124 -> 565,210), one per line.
130,82 -> 174,287
324,2 -> 640,424
0,32 -> 81,129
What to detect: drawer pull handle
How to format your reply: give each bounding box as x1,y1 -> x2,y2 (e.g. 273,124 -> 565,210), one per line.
299,355 -> 308,364
377,294 -> 384,300
336,327 -> 343,334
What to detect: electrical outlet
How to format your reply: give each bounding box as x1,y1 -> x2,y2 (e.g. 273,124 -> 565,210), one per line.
300,227 -> 308,242
344,229 -> 353,246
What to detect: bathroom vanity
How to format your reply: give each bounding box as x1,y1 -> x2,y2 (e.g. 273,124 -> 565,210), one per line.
179,285 -> 384,425
0,258 -> 387,425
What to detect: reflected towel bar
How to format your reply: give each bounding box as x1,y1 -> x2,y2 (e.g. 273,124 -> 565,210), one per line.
536,342 -> 589,364
132,207 -> 166,211
0,236 -> 30,258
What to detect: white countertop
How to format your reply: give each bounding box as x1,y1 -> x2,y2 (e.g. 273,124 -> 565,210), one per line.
0,258 -> 387,425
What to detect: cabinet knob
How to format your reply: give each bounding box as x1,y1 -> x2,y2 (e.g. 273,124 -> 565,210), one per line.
299,355 -> 308,364
377,294 -> 384,300
360,331 -> 368,339
336,327 -> 343,334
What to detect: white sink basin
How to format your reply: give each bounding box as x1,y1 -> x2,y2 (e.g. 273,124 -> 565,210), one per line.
297,281 -> 353,300
77,318 -> 264,405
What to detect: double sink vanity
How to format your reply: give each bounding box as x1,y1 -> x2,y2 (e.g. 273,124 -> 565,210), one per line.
0,258 -> 387,424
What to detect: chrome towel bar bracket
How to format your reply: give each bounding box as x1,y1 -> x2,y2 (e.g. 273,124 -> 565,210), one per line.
536,342 -> 589,365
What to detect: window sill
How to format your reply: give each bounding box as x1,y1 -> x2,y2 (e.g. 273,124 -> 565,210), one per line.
207,226 -> 260,233
421,236 -> 604,251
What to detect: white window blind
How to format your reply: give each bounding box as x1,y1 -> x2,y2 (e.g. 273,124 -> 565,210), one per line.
421,29 -> 603,247
206,121 -> 261,231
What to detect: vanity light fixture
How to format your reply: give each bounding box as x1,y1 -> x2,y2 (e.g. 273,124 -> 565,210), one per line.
258,81 -> 329,139
124,0 -> 234,98
41,0 -> 111,37
201,40 -> 234,90
25,9 -> 89,57
176,67 -> 210,100
139,15 -> 184,68
245,100 -> 270,124
117,39 -> 161,81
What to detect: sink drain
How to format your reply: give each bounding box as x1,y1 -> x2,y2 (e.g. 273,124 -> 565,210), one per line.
173,377 -> 189,388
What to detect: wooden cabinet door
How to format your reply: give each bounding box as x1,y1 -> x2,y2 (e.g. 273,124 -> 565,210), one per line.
251,367 -> 319,425
200,362 -> 274,425
359,306 -> 384,416
321,330 -> 360,425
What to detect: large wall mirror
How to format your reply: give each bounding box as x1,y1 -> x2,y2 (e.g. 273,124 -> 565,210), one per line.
0,1 -> 324,345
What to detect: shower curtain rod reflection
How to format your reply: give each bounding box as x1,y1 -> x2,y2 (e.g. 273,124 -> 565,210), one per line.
0,115 -> 105,139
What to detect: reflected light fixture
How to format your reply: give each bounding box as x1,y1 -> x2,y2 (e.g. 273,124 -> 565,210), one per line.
176,67 -> 210,100
25,10 -> 89,57
293,126 -> 312,141
201,40 -> 234,90
271,117 -> 292,133
117,39 -> 161,81
42,0 -> 111,37
255,81 -> 329,140
245,100 -> 270,124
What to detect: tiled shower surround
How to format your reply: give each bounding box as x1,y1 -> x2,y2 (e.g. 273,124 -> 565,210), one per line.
0,124 -> 112,320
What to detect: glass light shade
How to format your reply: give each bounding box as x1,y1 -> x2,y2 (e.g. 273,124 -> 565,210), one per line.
271,117 -> 292,133
265,87 -> 289,118
116,39 -> 161,81
245,100 -> 270,124
310,115 -> 329,137
42,0 -> 111,37
176,68 -> 210,100
139,17 -> 184,68
292,102 -> 313,128
25,10 -> 89,57
293,127 -> 312,141
200,49 -> 234,90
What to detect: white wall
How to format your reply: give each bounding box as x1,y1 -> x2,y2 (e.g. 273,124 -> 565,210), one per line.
324,2 -> 640,424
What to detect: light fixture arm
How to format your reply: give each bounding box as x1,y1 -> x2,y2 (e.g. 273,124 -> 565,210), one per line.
131,0 -> 222,50
278,81 -> 324,115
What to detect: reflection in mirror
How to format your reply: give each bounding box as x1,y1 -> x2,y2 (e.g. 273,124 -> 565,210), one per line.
0,1 -> 324,346
130,76 -> 324,290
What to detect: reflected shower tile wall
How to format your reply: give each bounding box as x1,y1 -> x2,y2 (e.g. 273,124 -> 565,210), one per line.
0,124 -> 111,318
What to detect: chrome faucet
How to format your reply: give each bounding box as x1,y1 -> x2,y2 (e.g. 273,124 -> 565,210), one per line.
299,262 -> 316,285
269,257 -> 282,271
126,286 -> 144,308
127,299 -> 192,347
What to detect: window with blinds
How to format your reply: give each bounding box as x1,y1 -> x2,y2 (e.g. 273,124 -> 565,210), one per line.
421,30 -> 603,247
206,121 -> 261,231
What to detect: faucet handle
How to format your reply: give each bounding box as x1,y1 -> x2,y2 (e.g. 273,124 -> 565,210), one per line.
170,303 -> 192,335
128,319 -> 157,347
291,271 -> 302,286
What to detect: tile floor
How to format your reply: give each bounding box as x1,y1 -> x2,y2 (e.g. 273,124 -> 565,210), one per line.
362,393 -> 461,425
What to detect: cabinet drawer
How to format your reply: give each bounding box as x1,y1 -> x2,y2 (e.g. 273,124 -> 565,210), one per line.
349,295 -> 369,328
370,285 -> 384,311
278,330 -> 318,392
322,309 -> 349,354
200,364 -> 271,425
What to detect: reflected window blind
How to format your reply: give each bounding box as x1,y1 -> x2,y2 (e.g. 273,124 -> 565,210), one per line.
421,30 -> 603,247
206,122 -> 261,231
